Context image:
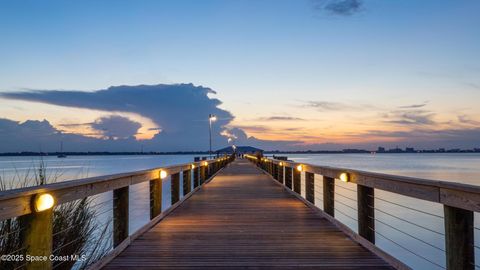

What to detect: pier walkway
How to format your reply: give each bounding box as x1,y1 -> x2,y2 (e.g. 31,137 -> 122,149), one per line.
103,159 -> 392,269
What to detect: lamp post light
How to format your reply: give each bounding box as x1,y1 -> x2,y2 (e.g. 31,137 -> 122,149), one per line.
209,114 -> 217,159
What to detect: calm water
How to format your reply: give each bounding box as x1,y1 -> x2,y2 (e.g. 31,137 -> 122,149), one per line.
1,153 -> 479,270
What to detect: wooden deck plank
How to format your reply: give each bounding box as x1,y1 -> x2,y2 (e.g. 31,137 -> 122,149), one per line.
103,159 -> 393,269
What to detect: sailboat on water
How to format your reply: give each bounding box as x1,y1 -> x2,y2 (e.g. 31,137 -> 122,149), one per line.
57,141 -> 67,158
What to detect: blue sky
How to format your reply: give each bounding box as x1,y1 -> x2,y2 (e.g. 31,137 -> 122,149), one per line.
0,0 -> 479,151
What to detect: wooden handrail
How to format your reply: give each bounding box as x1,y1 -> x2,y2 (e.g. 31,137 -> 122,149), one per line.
247,155 -> 480,212
0,158 -> 226,221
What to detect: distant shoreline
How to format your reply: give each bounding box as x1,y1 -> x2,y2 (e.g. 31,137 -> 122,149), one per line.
0,150 -> 479,157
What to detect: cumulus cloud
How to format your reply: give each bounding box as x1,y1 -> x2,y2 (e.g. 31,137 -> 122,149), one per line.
312,0 -> 363,16
1,84 -> 234,151
91,115 -> 141,139
0,118 -> 141,152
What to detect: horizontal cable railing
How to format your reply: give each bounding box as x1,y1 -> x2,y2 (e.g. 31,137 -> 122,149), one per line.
246,154 -> 479,270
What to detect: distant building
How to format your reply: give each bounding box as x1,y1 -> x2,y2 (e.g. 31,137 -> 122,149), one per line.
215,146 -> 263,155
405,147 -> 415,153
377,147 -> 386,153
388,147 -> 403,153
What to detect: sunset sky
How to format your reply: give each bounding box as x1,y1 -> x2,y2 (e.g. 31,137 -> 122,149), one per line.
0,0 -> 479,152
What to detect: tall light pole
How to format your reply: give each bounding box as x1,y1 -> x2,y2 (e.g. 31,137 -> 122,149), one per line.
209,114 -> 217,159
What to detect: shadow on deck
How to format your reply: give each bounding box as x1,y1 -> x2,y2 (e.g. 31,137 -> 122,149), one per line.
103,159 -> 392,269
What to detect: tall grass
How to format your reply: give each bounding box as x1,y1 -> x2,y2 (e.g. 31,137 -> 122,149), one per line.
0,160 -> 112,270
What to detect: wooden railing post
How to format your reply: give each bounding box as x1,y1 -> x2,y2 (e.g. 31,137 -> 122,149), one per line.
183,170 -> 192,196
357,185 -> 375,243
150,177 -> 162,219
171,173 -> 180,204
293,168 -> 301,194
209,163 -> 214,177
285,167 -> 293,189
278,164 -> 284,184
211,162 -> 216,175
323,177 -> 334,216
200,165 -> 206,184
273,164 -> 278,180
193,166 -> 200,188
444,205 -> 474,270
20,209 -> 53,270
305,172 -> 315,204
113,186 -> 129,247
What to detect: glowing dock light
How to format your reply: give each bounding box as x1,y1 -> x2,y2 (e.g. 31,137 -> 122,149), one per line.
279,162 -> 283,166
33,193 -> 55,212
296,165 -> 303,172
160,170 -> 168,179
203,161 -> 208,166
339,172 -> 350,182
191,164 -> 195,169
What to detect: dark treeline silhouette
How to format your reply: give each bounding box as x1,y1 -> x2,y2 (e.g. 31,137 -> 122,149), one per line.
1,147 -> 480,156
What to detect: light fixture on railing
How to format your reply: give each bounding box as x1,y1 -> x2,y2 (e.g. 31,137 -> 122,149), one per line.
339,172 -> 350,182
160,170 -> 168,179
32,193 -> 55,212
279,162 -> 283,166
296,164 -> 303,172
191,164 -> 195,169
203,161 -> 208,166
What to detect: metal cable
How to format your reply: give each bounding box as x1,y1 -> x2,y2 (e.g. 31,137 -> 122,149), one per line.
89,198 -> 115,209
370,195 -> 443,219
335,199 -> 357,212
334,184 -> 357,193
0,228 -> 24,239
334,192 -> 357,203
372,216 -> 445,252
371,226 -> 446,269
130,190 -> 149,198
4,246 -> 26,255
53,224 -> 79,237
13,263 -> 27,270
93,208 -> 114,218
335,207 -> 358,221
52,258 -> 69,269
52,235 -> 86,253
373,207 -> 444,236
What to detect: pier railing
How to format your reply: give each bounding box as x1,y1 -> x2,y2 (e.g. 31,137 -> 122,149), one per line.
246,154 -> 479,270
0,155 -> 234,270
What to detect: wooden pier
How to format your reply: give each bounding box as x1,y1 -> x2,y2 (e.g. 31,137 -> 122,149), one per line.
103,159 -> 392,269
